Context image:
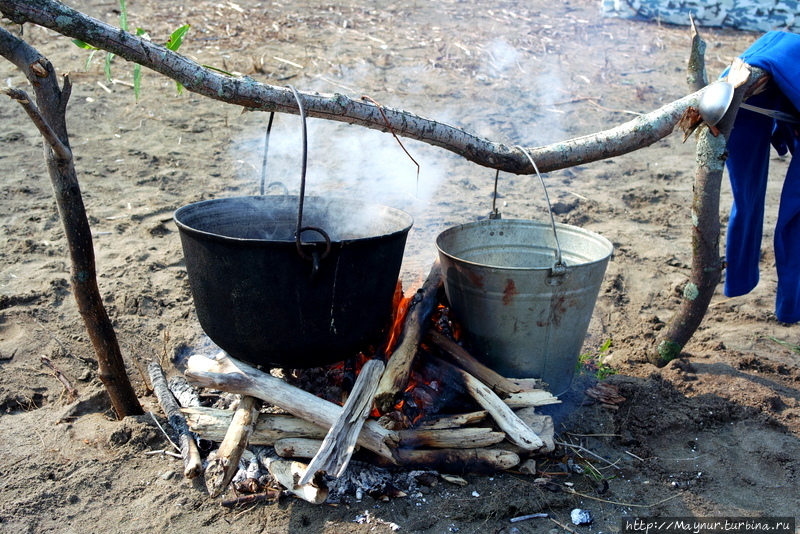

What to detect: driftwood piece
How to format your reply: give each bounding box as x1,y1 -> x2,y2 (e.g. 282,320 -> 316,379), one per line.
498,409 -> 556,457
298,359 -> 384,486
148,361 -> 202,478
416,411 -> 489,429
382,448 -> 520,474
183,407 -> 328,444
426,330 -> 521,397
375,260 -> 443,413
515,408 -> 555,452
167,375 -> 201,408
205,395 -> 262,497
398,427 -> 506,449
503,390 -> 561,409
431,357 -> 544,451
278,428 -> 506,452
267,460 -> 328,505
274,438 -> 325,459
184,352 -> 398,463
186,406 -> 505,451
278,440 -> 520,473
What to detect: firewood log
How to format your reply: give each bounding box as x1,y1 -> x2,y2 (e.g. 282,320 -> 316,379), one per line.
503,390 -> 561,409
374,260 -> 442,413
416,411 -> 489,429
426,330 -> 521,397
274,438 -> 324,459
267,459 -> 328,505
374,448 -> 520,474
398,427 -> 506,449
298,359 -> 384,485
204,395 -> 261,497
514,407 -> 555,452
182,407 -> 328,444
430,356 -> 544,451
148,361 -> 202,479
184,352 -> 399,463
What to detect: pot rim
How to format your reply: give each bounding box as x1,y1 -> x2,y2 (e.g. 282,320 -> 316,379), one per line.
174,195 -> 414,245
436,218 -> 613,272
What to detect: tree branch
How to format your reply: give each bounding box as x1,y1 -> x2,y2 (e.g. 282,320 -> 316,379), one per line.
1,87 -> 72,161
651,64 -> 770,365
687,14 -> 707,92
0,0 -> 703,174
0,24 -> 143,418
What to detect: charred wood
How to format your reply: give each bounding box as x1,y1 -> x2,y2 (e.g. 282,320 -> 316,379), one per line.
426,330 -> 521,397
375,260 -> 443,413
375,448 -> 520,474
299,359 -> 384,485
148,361 -> 202,478
167,375 -> 201,408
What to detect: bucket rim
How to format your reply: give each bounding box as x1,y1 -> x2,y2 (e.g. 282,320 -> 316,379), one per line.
435,218 -> 613,272
174,195 -> 414,245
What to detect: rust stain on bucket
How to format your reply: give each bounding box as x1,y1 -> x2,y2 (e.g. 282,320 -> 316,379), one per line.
502,279 -> 518,305
466,270 -> 485,289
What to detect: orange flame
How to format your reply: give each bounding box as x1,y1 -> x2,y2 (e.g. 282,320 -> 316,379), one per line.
383,281 -> 412,357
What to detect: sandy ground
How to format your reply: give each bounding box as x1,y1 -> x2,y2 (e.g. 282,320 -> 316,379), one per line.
1,1 -> 799,532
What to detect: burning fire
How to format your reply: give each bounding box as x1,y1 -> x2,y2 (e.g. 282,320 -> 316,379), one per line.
382,281 -> 412,357
289,280 -> 469,430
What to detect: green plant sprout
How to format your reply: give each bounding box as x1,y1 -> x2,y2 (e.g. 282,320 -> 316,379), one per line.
766,336 -> 800,355
72,0 -> 189,100
577,338 -> 616,379
580,459 -> 617,484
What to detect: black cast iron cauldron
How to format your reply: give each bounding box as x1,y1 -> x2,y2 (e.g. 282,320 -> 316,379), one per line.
174,195 -> 413,368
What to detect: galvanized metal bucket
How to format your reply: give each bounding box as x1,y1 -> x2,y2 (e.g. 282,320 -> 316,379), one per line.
436,219 -> 613,396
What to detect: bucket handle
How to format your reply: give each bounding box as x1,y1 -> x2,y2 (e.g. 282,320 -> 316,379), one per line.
287,85 -> 332,277
516,146 -> 567,283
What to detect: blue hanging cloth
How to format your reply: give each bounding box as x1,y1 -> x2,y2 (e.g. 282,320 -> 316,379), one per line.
724,31 -> 800,323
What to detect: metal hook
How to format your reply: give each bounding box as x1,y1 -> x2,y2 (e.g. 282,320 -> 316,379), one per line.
259,111 -> 276,195
287,85 -> 332,269
490,168 -> 502,219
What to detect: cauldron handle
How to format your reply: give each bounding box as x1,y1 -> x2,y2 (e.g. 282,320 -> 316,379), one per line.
287,85 -> 332,273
